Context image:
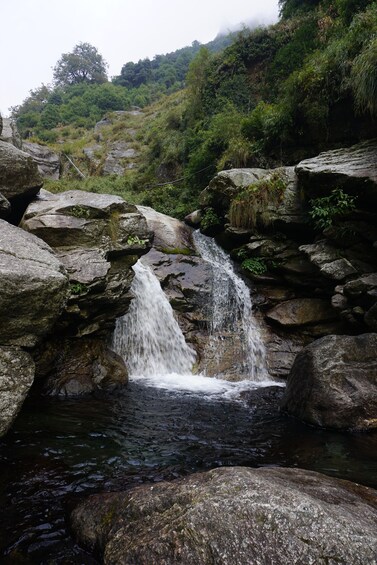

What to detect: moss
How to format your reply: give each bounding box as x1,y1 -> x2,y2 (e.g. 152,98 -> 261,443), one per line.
70,282 -> 88,295
160,247 -> 193,255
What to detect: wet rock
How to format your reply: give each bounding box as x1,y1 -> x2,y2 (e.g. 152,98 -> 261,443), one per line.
266,298 -> 336,328
39,338 -> 128,397
296,139 -> 377,204
0,347 -> 35,437
0,219 -> 68,347
71,466 -> 377,565
0,140 -> 43,218
22,141 -> 60,179
281,333 -> 377,430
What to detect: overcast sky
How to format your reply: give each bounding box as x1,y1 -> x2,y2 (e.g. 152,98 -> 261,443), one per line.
0,0 -> 279,117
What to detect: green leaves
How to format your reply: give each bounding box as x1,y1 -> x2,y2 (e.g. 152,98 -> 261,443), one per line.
309,188 -> 357,230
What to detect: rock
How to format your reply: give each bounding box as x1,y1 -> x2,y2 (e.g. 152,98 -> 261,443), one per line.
0,118 -> 22,148
22,141 -> 60,179
281,333 -> 377,430
296,139 -> 377,204
103,141 -> 138,176
38,338 -> 128,396
137,205 -> 194,254
184,209 -> 202,227
71,466 -> 377,565
0,347 -> 35,437
0,140 -> 43,218
21,190 -> 151,254
21,190 -> 152,337
83,144 -> 103,174
199,168 -> 268,214
0,114 -> 2,135
0,193 -> 11,218
299,240 -> 358,281
0,219 -> 68,347
266,298 -> 336,328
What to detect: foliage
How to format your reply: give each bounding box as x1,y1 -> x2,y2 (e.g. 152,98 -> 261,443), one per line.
309,188 -> 357,230
53,43 -> 108,86
229,171 -> 287,229
200,208 -> 221,231
69,282 -> 88,295
351,37 -> 377,117
241,257 -> 268,275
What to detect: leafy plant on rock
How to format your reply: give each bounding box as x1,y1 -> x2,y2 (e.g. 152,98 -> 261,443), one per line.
309,187 -> 357,230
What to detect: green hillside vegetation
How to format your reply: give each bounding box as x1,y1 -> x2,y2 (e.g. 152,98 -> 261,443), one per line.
13,0 -> 377,219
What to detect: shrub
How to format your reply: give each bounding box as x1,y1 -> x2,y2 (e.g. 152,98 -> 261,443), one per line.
309,187 -> 357,230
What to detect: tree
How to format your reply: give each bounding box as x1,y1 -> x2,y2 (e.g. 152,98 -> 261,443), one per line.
53,42 -> 108,86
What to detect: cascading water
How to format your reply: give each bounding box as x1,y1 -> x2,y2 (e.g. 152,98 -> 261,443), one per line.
193,231 -> 268,382
112,261 -> 196,377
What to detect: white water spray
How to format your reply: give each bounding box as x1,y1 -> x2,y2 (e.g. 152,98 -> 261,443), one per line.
193,231 -> 267,381
112,261 -> 196,377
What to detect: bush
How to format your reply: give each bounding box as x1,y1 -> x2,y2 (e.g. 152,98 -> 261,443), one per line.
309,187 -> 357,230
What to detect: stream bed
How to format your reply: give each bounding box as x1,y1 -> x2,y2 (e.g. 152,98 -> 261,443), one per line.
1,378 -> 377,563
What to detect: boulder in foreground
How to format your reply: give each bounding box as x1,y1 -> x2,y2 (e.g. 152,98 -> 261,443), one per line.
71,466 -> 377,565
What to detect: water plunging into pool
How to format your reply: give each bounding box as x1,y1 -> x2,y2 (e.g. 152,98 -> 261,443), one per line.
1,236 -> 377,562
112,232 -> 271,394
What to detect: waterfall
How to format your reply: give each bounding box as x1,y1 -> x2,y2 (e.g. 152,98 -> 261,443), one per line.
193,231 -> 267,382
112,261 -> 196,377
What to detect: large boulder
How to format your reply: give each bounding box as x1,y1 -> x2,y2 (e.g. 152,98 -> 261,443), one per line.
0,219 -> 68,347
71,466 -> 377,565
36,338 -> 128,396
281,333 -> 377,430
137,205 -> 195,254
0,347 -> 35,437
21,190 -> 152,337
22,141 -> 60,179
0,139 -> 42,220
296,139 -> 377,204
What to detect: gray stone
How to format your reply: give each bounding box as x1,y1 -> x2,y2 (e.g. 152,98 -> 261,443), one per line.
266,298 -> 336,328
0,347 -> 35,437
296,139 -> 377,203
300,240 -> 358,281
0,140 -> 42,203
0,220 -> 68,347
137,205 -> 194,254
0,193 -> 11,218
71,466 -> 377,565
0,118 -> 22,148
184,209 -> 202,227
38,338 -> 128,397
281,333 -> 377,430
103,141 -> 139,176
21,190 -> 152,337
22,141 -> 60,179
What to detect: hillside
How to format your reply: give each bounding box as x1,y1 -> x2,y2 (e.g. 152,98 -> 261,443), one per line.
10,0 -> 377,220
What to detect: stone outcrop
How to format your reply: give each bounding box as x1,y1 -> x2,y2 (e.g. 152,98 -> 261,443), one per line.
21,190 -> 152,337
19,189 -> 152,396
0,219 -> 68,347
0,140 -> 43,220
266,298 -> 337,328
0,118 -> 22,149
71,466 -> 377,565
22,141 -> 60,179
0,347 -> 35,436
281,333 -> 377,431
295,139 -> 377,203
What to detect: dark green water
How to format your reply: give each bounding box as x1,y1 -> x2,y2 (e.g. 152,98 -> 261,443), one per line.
0,381 -> 376,563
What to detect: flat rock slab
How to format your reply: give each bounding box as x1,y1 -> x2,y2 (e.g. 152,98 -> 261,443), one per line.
0,346 -> 35,437
266,298 -> 336,327
281,333 -> 377,430
71,466 -> 377,565
22,141 -> 60,179
0,219 -> 68,347
296,139 -> 377,203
